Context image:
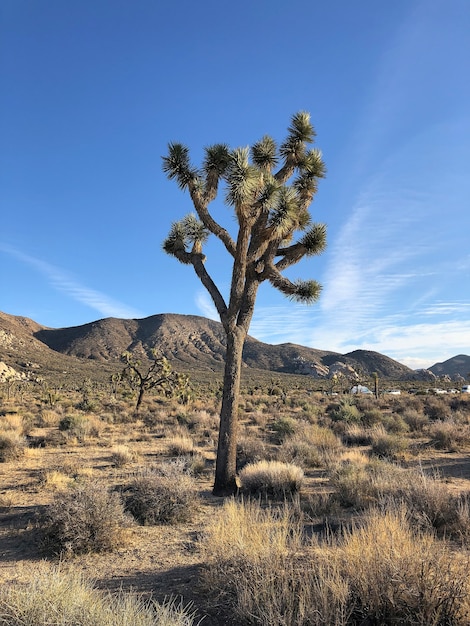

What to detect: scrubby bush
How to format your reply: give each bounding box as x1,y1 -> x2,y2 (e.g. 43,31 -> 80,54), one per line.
201,499 -> 470,626
402,408 -> 428,432
58,414 -> 92,440
0,431 -> 24,462
39,481 -> 130,556
430,421 -> 470,452
0,564 -> 196,626
166,431 -> 195,456
328,401 -> 362,424
336,506 -> 470,625
110,445 -> 136,467
370,429 -> 408,460
239,460 -> 304,497
125,462 -> 198,525
269,415 -> 298,442
279,424 -> 342,468
424,397 -> 451,421
237,434 -> 268,470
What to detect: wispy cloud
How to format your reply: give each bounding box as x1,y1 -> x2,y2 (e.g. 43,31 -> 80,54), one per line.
195,291 -> 218,321
1,244 -> 145,320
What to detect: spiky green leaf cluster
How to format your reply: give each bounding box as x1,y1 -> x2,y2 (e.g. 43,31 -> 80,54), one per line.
225,147 -> 260,207
251,135 -> 278,171
162,143 -> 200,190
300,223 -> 327,256
279,111 -> 314,160
268,187 -> 299,237
203,144 -> 231,176
289,279 -> 322,303
162,214 -> 208,262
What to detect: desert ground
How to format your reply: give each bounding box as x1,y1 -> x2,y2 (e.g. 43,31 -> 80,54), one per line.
1,376 -> 470,625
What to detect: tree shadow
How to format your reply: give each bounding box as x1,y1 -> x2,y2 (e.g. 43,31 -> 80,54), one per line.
93,563 -> 232,626
0,505 -> 44,563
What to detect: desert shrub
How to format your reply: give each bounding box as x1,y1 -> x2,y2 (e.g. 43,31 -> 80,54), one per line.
424,397 -> 451,421
0,564 -> 196,626
396,470 -> 470,537
39,408 -> 62,427
341,424 -> 373,446
429,421 -> 470,451
402,408 -> 428,432
202,499 -> 351,625
39,481 -> 130,556
361,407 -> 384,427
279,438 -> 324,468
336,507 -> 470,625
40,469 -> 75,491
330,458 -> 409,510
269,415 -> 298,442
370,429 -> 408,460
455,494 -> 470,545
0,431 -> 24,462
125,462 -> 198,525
330,458 -> 467,538
110,445 -> 136,467
237,434 -> 268,470
279,424 -> 342,468
239,460 -> 304,497
328,401 -> 362,424
1,412 -> 26,433
166,430 -> 195,456
58,414 -> 92,440
379,413 -> 409,434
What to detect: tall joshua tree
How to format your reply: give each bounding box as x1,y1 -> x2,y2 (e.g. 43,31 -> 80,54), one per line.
162,112 -> 327,495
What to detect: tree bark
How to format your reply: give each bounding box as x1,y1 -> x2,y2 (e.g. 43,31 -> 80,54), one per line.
213,327 -> 246,496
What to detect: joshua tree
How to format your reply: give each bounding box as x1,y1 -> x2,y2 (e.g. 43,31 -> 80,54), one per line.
120,349 -> 189,411
162,112 -> 327,495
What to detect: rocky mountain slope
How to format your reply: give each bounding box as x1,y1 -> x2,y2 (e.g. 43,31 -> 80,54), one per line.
1,310 -> 467,383
429,355 -> 470,380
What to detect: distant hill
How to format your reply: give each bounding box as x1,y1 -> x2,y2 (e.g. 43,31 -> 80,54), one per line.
429,355 -> 470,380
1,310 -> 467,383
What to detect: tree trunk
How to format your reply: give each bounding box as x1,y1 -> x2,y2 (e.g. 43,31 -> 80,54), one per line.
135,386 -> 145,411
213,327 -> 245,496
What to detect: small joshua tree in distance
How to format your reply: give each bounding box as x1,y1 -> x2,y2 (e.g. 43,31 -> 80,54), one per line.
120,349 -> 189,412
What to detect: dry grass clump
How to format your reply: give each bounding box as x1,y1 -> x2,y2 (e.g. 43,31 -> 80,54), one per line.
39,469 -> 75,491
110,444 -> 137,467
329,456 -> 469,538
236,432 -> 268,470
402,407 -> 428,432
166,430 -> 195,456
239,460 -> 304,497
328,400 -> 362,425
201,499 -> 349,625
201,500 -> 470,625
269,415 -> 299,442
279,424 -> 342,468
424,397 -> 451,421
335,506 -> 470,625
39,481 -> 131,556
429,420 -> 470,451
125,461 -> 198,525
0,413 -> 27,433
58,413 -> 93,440
39,408 -> 62,427
0,430 -> 25,462
369,427 -> 409,460
0,564 -> 196,626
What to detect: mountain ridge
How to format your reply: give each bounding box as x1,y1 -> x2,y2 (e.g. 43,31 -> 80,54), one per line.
1,311 -> 468,383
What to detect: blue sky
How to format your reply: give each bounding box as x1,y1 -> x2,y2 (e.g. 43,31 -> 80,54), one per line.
1,0 -> 469,369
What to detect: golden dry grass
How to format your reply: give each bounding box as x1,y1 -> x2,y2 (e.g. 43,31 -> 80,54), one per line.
0,384 -> 469,624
